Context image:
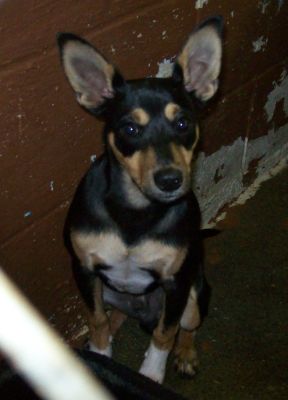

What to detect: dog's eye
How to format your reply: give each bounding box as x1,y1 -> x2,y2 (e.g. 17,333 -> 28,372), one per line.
120,123 -> 139,136
176,117 -> 189,132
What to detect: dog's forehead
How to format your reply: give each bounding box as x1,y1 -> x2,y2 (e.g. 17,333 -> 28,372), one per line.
124,78 -> 185,116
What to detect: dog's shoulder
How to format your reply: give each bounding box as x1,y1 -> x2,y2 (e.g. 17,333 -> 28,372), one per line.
67,154 -> 110,231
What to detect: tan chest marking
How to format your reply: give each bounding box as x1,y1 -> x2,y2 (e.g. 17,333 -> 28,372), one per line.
71,231 -> 187,279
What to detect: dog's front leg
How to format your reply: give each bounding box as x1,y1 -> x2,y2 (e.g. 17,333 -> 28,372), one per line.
139,275 -> 191,383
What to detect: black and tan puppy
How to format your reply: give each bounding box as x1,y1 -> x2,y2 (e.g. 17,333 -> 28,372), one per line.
57,16 -> 223,384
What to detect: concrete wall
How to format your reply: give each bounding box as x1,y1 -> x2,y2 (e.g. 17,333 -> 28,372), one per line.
0,0 -> 287,342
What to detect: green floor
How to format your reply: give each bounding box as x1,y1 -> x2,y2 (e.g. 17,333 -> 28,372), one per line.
113,167 -> 288,399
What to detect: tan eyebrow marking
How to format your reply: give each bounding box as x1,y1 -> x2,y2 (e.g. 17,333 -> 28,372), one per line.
131,108 -> 150,126
164,102 -> 181,121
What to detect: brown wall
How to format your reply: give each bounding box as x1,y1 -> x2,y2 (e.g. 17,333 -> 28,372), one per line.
1,0 -> 287,341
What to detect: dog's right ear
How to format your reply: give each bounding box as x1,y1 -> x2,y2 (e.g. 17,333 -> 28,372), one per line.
57,33 -> 125,113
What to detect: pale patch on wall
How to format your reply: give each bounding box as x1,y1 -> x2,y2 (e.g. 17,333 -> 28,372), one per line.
195,0 -> 209,9
277,0 -> 285,11
258,0 -> 285,13
192,125 -> 288,226
264,69 -> 288,122
155,58 -> 174,78
252,36 -> 268,52
258,0 -> 271,13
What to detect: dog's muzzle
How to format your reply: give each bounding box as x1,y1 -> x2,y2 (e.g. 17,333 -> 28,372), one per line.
153,168 -> 183,193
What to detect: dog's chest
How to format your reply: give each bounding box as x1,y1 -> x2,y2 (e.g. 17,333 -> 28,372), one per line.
71,231 -> 187,294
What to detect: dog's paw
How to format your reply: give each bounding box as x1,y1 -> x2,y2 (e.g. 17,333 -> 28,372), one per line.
139,343 -> 169,384
139,363 -> 165,384
174,347 -> 199,378
87,337 -> 112,358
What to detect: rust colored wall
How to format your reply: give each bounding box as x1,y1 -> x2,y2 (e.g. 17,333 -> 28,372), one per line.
0,0 -> 287,341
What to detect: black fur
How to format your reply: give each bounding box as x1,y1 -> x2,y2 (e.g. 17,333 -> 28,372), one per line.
58,17 -> 223,378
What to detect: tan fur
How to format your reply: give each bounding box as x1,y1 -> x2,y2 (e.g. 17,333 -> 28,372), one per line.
153,313 -> 179,351
71,229 -> 187,279
174,287 -> 200,374
180,287 -> 200,330
71,230 -> 128,270
164,102 -> 180,121
174,328 -> 199,375
109,309 -> 128,336
131,108 -> 150,126
88,279 -> 111,350
170,143 -> 192,172
170,125 -> 199,170
132,239 -> 187,278
177,26 -> 222,100
122,170 -> 151,208
108,132 -> 157,190
62,41 -> 114,108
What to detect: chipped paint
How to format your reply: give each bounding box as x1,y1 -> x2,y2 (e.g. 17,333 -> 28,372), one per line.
71,324 -> 89,341
258,0 -> 285,13
233,157 -> 287,206
252,36 -> 268,52
277,0 -> 285,11
162,30 -> 167,40
90,154 -> 97,163
192,124 -> 288,227
50,181 -> 54,192
24,211 -> 32,218
155,58 -> 174,78
258,0 -> 271,13
264,69 -> 288,122
195,0 -> 209,9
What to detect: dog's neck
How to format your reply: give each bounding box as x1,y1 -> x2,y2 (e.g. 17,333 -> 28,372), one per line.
103,154 -> 173,236
106,152 -> 152,211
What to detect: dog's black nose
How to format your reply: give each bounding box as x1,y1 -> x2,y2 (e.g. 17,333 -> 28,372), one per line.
154,168 -> 183,192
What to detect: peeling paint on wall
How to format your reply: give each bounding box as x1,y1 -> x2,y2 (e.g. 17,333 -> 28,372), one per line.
258,0 -> 271,14
264,69 -> 288,122
252,36 -> 268,52
155,58 -> 174,78
277,0 -> 285,11
192,124 -> 288,226
90,154 -> 97,163
258,0 -> 285,13
195,0 -> 209,9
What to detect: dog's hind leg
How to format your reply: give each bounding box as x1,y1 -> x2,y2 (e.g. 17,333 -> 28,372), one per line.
174,286 -> 200,377
87,278 -> 112,357
108,308 -> 127,337
72,259 -> 112,357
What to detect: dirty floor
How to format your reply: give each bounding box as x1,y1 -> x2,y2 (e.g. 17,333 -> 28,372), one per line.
111,167 -> 288,400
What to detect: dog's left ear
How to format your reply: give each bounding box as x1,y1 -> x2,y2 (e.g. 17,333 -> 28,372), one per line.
57,33 -> 125,113
173,16 -> 223,102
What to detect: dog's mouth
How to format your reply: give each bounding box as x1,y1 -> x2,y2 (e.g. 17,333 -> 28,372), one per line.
145,186 -> 188,203
122,164 -> 190,206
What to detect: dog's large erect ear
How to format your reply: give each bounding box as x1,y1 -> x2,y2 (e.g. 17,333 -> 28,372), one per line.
173,16 -> 223,102
57,33 -> 123,111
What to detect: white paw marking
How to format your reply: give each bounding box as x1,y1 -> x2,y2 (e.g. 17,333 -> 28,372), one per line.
88,336 -> 112,357
139,343 -> 169,384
